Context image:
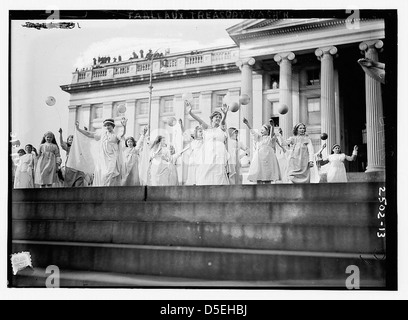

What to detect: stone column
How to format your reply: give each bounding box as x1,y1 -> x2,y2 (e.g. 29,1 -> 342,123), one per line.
315,46 -> 338,154
199,91 -> 212,125
299,69 -> 309,124
252,73 -> 264,130
292,71 -> 300,126
262,73 -> 272,125
149,97 -> 161,140
81,104 -> 91,132
359,40 -> 385,172
173,94 -> 185,184
227,87 -> 241,131
125,99 -> 136,138
68,105 -> 77,135
102,101 -> 113,120
236,57 -> 256,147
274,52 -> 295,139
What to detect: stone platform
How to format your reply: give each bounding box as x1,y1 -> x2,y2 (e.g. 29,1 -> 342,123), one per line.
10,183 -> 386,288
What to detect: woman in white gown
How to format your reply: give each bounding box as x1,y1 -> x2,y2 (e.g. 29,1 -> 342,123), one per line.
179,120 -> 205,186
148,136 -> 177,186
121,127 -> 148,186
186,101 -> 230,185
243,118 -> 283,184
75,118 -> 127,187
318,143 -> 359,183
14,149 -> 35,189
284,123 -> 315,184
227,127 -> 248,185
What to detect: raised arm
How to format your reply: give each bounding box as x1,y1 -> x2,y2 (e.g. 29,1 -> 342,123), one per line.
243,118 -> 252,130
186,101 -> 209,130
58,128 -> 68,152
178,119 -> 185,133
119,117 -> 128,140
316,143 -> 329,165
345,145 -> 359,161
220,104 -> 229,131
135,126 -> 148,153
75,121 -> 96,139
269,118 -> 276,139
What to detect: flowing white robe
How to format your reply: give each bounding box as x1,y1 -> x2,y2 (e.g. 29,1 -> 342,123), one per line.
196,127 -> 229,186
14,154 -> 35,189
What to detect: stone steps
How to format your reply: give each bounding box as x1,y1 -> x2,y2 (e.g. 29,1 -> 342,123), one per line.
12,201 -> 379,226
13,220 -> 384,253
12,267 -> 385,288
12,240 -> 385,283
11,182 -> 382,202
10,182 -> 386,287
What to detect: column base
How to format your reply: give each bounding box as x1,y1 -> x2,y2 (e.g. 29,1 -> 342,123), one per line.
365,166 -> 386,173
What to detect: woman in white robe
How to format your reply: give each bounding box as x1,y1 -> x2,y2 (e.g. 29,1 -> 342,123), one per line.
318,143 -> 359,183
121,127 -> 148,186
75,118 -> 127,187
148,136 -> 174,186
186,101 -> 230,185
180,123 -> 204,186
227,127 -> 248,185
14,149 -> 35,189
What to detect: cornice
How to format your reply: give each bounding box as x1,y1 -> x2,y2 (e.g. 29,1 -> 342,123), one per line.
232,18 -> 383,42
61,63 -> 240,94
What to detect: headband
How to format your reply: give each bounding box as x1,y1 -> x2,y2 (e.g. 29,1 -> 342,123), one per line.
103,119 -> 115,127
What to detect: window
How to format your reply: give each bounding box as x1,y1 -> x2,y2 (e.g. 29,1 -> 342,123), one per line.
138,101 -> 149,115
163,99 -> 174,114
91,104 -> 103,120
307,98 -> 321,125
213,93 -> 226,111
192,95 -> 200,111
307,69 -> 320,86
270,76 -> 279,89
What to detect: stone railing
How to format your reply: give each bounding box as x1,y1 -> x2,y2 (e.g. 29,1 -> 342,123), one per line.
71,46 -> 239,83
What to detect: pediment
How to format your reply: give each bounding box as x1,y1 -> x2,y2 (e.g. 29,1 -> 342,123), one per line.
227,18 -> 331,36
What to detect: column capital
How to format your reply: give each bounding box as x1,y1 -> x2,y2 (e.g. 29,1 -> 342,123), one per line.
68,105 -> 77,110
200,90 -> 213,96
125,99 -> 137,105
315,46 -> 338,60
359,40 -> 384,53
274,52 -> 296,64
235,57 -> 256,68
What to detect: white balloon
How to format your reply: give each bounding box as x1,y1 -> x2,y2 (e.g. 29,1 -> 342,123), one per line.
167,117 -> 177,127
46,96 -> 56,106
118,105 -> 127,114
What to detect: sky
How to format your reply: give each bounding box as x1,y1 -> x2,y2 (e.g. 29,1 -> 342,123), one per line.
11,18 -> 242,151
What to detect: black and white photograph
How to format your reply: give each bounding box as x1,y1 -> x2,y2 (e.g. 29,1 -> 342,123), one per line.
3,1 -> 407,301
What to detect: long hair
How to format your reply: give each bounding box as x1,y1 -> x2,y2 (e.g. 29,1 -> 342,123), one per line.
150,135 -> 164,151
125,137 -> 136,148
40,131 -> 59,147
293,123 -> 306,136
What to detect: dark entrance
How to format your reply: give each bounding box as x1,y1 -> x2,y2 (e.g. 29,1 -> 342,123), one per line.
337,44 -> 369,172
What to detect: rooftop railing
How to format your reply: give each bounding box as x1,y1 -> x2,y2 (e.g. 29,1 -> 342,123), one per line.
72,46 -> 239,84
